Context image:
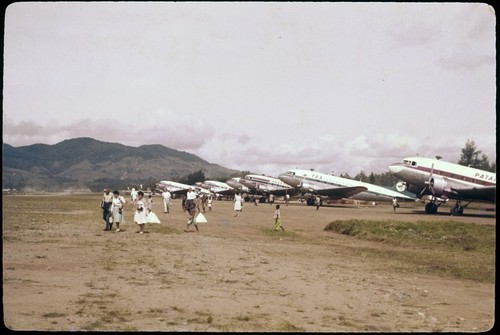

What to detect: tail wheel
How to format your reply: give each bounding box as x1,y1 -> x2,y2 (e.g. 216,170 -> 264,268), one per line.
450,204 -> 464,216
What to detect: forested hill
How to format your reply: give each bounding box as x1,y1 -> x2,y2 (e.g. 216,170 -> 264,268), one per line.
3,137 -> 239,191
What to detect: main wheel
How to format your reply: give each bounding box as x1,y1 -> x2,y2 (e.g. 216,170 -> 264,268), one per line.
425,202 -> 438,214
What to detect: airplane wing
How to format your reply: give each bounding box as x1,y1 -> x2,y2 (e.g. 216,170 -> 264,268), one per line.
166,188 -> 187,195
211,188 -> 234,195
453,186 -> 496,202
157,184 -> 188,195
315,186 -> 368,199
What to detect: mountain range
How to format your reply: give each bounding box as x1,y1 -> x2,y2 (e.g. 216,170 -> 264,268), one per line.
2,137 -> 240,192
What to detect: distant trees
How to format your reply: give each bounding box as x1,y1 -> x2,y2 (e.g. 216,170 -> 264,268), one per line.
177,170 -> 206,185
458,139 -> 495,172
351,171 -> 396,187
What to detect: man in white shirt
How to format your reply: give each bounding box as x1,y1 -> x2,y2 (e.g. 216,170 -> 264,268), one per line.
162,189 -> 172,213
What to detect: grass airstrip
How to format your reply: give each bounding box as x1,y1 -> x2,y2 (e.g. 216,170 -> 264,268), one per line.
2,193 -> 495,331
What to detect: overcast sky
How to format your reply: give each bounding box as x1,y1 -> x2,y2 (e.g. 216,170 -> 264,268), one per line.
3,2 -> 496,177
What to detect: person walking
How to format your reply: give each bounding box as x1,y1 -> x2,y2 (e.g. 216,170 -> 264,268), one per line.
392,198 -> 399,212
207,194 -> 213,211
274,204 -> 285,231
184,188 -> 199,232
130,187 -> 138,203
185,188 -> 197,213
201,193 -> 207,213
146,194 -> 153,215
134,191 -> 148,234
315,195 -> 322,210
268,193 -> 274,205
102,188 -> 113,231
110,190 -> 126,232
196,193 -> 206,213
233,192 -> 243,217
181,194 -> 187,212
161,189 -> 171,213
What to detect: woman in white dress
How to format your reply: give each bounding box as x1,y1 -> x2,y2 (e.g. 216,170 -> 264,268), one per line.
233,192 -> 243,217
134,191 -> 148,234
110,190 -> 126,232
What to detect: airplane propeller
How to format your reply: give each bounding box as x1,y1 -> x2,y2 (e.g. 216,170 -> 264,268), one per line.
420,163 -> 435,198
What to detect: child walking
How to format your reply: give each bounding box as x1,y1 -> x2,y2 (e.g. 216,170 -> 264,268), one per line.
274,204 -> 285,231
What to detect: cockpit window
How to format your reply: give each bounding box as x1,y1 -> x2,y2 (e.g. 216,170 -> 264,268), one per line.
402,159 -> 417,166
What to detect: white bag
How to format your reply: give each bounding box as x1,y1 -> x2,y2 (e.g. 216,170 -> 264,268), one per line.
195,213 -> 207,223
147,212 -> 161,224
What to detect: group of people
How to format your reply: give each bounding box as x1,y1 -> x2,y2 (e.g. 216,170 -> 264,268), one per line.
101,187 -> 155,234
102,187 -> 286,234
101,188 -> 126,232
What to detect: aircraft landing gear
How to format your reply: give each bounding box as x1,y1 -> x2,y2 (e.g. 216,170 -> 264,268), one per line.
425,202 -> 439,214
306,198 -> 315,206
450,204 -> 464,216
450,200 -> 469,216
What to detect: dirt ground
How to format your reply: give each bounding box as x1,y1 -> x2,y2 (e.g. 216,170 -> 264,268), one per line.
2,194 -> 495,332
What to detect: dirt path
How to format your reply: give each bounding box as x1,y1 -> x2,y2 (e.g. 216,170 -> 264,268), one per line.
2,195 -> 495,331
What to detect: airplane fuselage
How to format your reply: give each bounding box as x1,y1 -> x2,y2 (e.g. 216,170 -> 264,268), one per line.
157,180 -> 209,195
239,174 -> 295,196
226,178 -> 250,193
279,169 -> 415,202
388,157 -> 496,202
196,180 -> 234,195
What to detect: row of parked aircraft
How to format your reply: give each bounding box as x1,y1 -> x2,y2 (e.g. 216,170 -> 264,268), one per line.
154,156 -> 496,216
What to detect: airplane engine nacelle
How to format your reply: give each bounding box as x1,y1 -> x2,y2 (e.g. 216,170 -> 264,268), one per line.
299,182 -> 314,193
429,175 -> 451,196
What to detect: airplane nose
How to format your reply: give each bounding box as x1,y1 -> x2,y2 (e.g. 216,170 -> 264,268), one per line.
278,173 -> 299,187
238,178 -> 251,187
388,164 -> 403,175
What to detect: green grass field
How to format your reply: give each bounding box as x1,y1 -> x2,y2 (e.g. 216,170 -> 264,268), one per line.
324,219 -> 495,282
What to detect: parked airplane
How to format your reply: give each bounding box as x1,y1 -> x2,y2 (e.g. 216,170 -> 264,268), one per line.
195,180 -> 234,195
388,156 -> 496,215
278,169 -> 416,206
156,180 -> 210,195
238,174 -> 296,197
226,177 -> 250,193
